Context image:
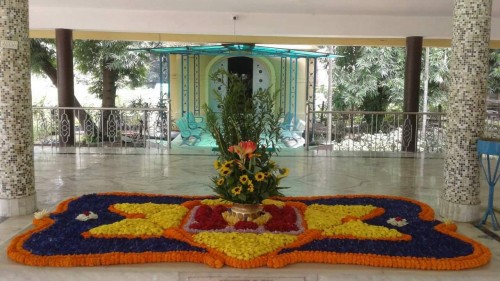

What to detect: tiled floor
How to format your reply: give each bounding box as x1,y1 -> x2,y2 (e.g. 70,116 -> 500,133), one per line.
0,151 -> 499,280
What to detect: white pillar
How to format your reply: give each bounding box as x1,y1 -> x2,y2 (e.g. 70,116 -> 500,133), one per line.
0,0 -> 36,216
326,45 -> 334,144
422,47 -> 430,136
440,0 -> 492,222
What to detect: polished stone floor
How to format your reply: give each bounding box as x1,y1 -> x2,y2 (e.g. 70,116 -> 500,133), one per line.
1,151 -> 499,280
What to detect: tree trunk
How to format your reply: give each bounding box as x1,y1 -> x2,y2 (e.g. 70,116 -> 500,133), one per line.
40,56 -> 98,138
101,61 -> 119,141
41,61 -> 57,86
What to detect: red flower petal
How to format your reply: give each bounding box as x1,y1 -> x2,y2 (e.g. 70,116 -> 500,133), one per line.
234,221 -> 259,230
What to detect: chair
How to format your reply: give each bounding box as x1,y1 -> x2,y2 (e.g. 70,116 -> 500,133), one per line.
281,119 -> 306,148
186,112 -> 206,130
175,117 -> 202,145
280,112 -> 295,131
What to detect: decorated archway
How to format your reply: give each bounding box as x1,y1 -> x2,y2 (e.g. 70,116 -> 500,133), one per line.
207,56 -> 274,112
146,44 -> 337,124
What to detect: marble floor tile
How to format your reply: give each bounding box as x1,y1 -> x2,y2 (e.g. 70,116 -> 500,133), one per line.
0,152 -> 499,280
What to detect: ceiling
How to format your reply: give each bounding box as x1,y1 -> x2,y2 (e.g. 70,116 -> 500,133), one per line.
29,0 -> 500,46
31,0 -> 500,16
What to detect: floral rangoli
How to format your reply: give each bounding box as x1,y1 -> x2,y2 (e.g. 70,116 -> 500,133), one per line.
7,192 -> 491,269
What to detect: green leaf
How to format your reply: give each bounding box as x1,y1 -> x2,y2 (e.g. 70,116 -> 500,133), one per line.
238,193 -> 247,201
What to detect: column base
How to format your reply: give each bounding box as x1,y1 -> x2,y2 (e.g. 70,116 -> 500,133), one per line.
438,197 -> 481,222
0,194 -> 37,216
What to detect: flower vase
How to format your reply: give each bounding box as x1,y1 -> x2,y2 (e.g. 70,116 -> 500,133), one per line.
229,203 -> 263,221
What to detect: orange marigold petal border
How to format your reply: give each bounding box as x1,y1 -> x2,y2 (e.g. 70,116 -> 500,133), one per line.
7,192 -> 491,270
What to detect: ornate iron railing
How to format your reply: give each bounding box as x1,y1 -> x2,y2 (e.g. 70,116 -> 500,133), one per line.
31,107 -> 499,154
305,110 -> 500,153
305,111 -> 447,152
485,111 -> 500,139
32,106 -> 171,153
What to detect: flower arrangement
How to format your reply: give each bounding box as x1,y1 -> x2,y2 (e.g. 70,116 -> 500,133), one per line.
211,140 -> 289,204
204,70 -> 288,204
8,193 -> 492,270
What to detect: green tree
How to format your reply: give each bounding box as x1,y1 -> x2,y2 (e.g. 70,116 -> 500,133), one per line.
423,48 -> 450,112
30,39 -> 98,135
329,46 -> 450,112
73,40 -> 148,108
357,47 -> 406,111
331,46 -> 405,112
30,39 -> 57,85
329,46 -> 364,110
73,40 -> 149,138
489,49 -> 500,100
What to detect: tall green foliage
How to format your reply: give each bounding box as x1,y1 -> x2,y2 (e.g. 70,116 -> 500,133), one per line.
30,39 -> 57,85
203,70 -> 282,160
424,48 -> 450,111
73,40 -> 149,103
329,46 -> 450,112
29,38 -> 100,136
331,46 -> 405,111
489,50 -> 500,98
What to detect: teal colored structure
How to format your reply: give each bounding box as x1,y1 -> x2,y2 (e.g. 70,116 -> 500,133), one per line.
143,44 -> 338,130
477,138 -> 500,230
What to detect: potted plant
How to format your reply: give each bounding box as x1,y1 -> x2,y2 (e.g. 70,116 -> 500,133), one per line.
203,70 -> 289,219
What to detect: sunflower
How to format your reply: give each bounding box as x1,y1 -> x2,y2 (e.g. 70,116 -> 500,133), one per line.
216,177 -> 225,186
231,186 -> 242,195
213,159 -> 221,170
247,181 -> 255,192
279,168 -> 289,177
222,160 -> 233,169
264,172 -> 272,178
255,172 -> 266,182
239,174 -> 249,184
219,167 -> 232,176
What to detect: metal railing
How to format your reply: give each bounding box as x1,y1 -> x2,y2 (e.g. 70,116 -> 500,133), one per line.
305,110 -> 500,153
31,106 -> 499,154
485,111 -> 500,139
32,105 -> 171,154
305,111 -> 447,152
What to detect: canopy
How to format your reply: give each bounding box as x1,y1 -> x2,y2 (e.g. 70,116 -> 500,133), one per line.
145,44 -> 339,58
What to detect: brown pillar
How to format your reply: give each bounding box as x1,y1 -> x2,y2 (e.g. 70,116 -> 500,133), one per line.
402,36 -> 423,152
56,29 -> 75,146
